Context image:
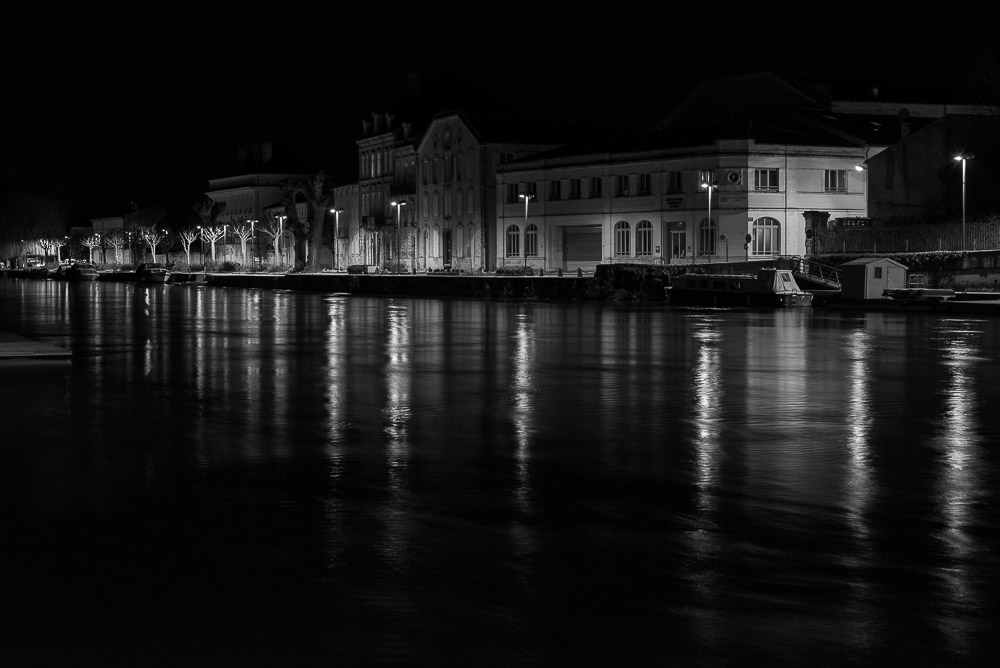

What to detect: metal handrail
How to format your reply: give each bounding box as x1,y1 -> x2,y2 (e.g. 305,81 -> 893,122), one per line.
779,255 -> 841,287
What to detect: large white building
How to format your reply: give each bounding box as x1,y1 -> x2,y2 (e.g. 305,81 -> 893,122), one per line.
494,72 -> 875,273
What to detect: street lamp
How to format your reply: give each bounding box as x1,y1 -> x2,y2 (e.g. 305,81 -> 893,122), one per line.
390,200 -> 406,274
330,208 -> 343,271
519,191 -> 534,269
700,180 -> 718,263
277,215 -> 287,266
955,154 -> 974,251
247,219 -> 258,270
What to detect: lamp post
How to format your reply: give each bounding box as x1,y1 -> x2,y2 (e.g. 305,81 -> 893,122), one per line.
277,215 -> 287,266
247,219 -> 257,270
330,208 -> 343,271
390,201 -> 406,274
955,154 -> 974,251
519,192 -> 534,269
700,180 -> 718,263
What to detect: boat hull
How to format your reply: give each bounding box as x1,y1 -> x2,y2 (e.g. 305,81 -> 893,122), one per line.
668,288 -> 813,307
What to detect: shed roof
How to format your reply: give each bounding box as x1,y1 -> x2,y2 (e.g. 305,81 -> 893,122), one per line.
842,257 -> 909,269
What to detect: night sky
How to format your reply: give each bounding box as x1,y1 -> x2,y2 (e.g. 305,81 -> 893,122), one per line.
2,3 -> 994,220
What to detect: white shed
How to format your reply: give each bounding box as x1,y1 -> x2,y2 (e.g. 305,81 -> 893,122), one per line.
840,257 -> 909,300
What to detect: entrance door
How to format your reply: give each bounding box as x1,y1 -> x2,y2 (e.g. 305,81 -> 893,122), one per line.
670,230 -> 687,262
443,229 -> 453,268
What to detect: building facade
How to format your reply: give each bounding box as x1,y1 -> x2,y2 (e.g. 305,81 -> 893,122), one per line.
495,139 -> 869,273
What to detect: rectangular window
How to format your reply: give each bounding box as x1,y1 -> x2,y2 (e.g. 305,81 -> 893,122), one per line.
874,267 -> 883,279
754,169 -> 779,191
698,170 -> 715,187
569,178 -> 582,199
506,183 -> 519,203
615,175 -> 629,197
667,171 -> 683,194
548,180 -> 561,201
589,177 -> 602,198
825,169 -> 847,192
525,182 -> 537,199
637,173 -> 652,195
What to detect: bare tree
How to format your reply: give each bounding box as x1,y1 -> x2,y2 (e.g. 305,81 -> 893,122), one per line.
81,234 -> 101,262
178,227 -> 200,268
106,231 -> 126,265
0,187 -> 69,265
139,227 -> 165,264
200,225 -> 226,262
232,224 -> 252,265
258,218 -> 284,266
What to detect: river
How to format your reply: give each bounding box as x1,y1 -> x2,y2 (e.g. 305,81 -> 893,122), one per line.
2,278 -> 999,666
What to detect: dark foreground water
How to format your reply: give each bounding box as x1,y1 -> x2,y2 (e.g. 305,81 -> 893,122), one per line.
2,278 -> 1000,666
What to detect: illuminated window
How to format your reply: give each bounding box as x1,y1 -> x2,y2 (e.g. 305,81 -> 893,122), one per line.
699,218 -> 717,256
614,220 -> 630,256
752,217 -> 780,256
506,225 -> 520,257
525,224 -> 538,256
825,169 -> 848,192
635,220 -> 653,256
754,168 -> 779,191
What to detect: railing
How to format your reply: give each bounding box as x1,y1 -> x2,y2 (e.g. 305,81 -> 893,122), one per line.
778,255 -> 841,287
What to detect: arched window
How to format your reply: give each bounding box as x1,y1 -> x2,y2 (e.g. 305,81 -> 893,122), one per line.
456,224 -> 464,258
433,156 -> 440,184
421,193 -> 429,219
636,220 -> 653,256
456,150 -> 464,181
614,220 -> 631,257
506,224 -> 520,257
752,217 -> 780,256
421,157 -> 429,185
467,188 -> 475,215
456,190 -> 464,217
467,224 -> 475,257
525,224 -> 538,257
699,218 -> 717,256
422,228 -> 429,265
433,192 -> 440,218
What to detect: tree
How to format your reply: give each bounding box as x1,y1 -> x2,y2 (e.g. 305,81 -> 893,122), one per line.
0,186 -> 69,265
232,224 -> 252,265
280,171 -> 329,272
139,227 -> 165,263
200,225 -> 225,262
106,231 -> 126,265
178,227 -> 200,268
81,234 -> 102,262
258,218 -> 284,266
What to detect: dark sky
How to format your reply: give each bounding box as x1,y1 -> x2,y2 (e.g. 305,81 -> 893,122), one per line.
2,2 -> 995,219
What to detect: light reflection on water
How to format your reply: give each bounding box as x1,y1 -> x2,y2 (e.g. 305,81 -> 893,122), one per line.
2,280 -> 1000,665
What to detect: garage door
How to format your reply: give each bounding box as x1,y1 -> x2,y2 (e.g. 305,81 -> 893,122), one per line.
564,225 -> 602,267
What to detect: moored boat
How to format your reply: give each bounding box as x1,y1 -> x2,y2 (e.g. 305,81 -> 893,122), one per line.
134,262 -> 171,284
65,262 -> 100,282
666,268 -> 813,307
